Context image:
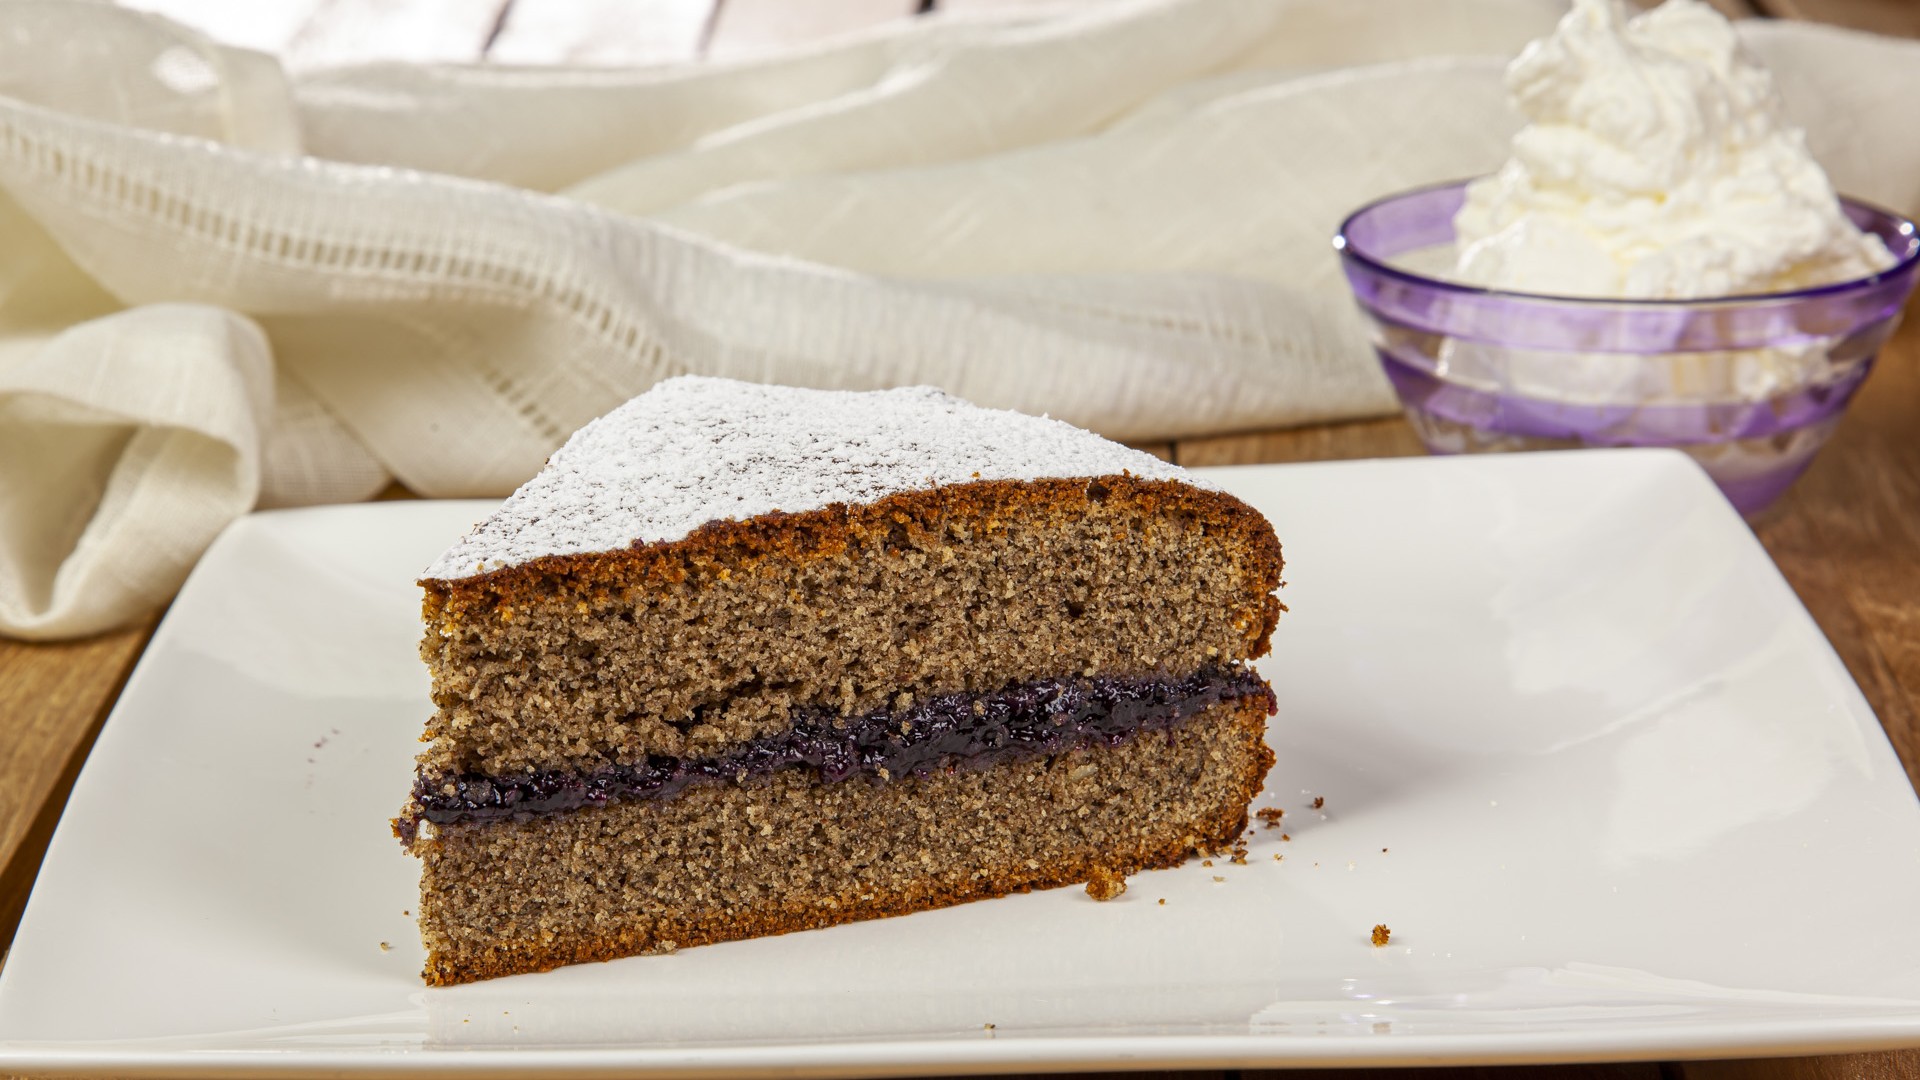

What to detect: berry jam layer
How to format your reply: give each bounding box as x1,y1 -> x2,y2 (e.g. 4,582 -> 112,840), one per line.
401,665 -> 1271,837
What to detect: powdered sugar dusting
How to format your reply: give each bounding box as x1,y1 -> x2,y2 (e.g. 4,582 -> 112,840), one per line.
423,377 -> 1202,581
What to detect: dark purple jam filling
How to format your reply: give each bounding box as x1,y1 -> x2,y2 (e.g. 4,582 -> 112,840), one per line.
403,666 -> 1270,835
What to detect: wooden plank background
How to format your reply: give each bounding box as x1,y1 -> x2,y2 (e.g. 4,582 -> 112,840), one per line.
4,2 -> 1919,1079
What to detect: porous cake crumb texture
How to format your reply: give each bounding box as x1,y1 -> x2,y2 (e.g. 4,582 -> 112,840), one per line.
419,475 -> 1281,774
413,698 -> 1271,985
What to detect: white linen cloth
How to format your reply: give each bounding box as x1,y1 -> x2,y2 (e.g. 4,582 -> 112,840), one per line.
1,0 -> 1916,639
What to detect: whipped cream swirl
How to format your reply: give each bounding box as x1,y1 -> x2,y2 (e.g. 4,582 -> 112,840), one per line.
1454,0 -> 1893,299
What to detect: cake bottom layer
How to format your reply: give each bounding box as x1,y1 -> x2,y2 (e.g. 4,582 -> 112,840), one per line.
414,696 -> 1273,985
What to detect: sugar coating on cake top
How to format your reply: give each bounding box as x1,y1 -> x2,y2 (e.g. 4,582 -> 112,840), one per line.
423,376 -> 1202,581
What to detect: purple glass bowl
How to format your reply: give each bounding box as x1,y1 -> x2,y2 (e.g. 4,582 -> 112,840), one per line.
1334,180 -> 1920,515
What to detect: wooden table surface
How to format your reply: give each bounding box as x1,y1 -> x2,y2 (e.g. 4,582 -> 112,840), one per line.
5,0 -> 1920,1077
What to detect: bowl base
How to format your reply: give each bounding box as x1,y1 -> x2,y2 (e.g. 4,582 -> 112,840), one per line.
1383,347 -> 1861,516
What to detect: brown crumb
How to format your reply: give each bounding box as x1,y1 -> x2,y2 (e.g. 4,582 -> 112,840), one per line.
1312,796 -> 1325,810
1229,841 -> 1249,866
1382,847 -> 1389,853
378,941 -> 390,952
1371,924 -> 1391,947
1271,853 -> 1283,862
1280,833 -> 1291,841
1201,859 -> 1213,867
1158,898 -> 1166,906
1255,807 -> 1286,829
983,1023 -> 996,1031
1211,875 -> 1226,883
1085,866 -> 1128,901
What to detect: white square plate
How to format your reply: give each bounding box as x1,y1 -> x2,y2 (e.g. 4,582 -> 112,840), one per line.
4,449 -> 1919,1077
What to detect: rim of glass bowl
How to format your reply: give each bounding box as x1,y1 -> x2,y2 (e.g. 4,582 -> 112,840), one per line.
1333,178 -> 1920,308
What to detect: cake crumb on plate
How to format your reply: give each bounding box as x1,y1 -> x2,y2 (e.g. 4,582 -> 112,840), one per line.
1085,866 -> 1128,901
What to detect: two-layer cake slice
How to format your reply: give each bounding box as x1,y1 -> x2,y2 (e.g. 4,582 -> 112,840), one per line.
397,377 -> 1283,985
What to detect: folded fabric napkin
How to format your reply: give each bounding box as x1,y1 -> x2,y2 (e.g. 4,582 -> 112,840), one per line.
0,0 -> 1916,639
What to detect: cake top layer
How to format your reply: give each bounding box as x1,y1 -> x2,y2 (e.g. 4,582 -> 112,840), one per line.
423,376 -> 1200,581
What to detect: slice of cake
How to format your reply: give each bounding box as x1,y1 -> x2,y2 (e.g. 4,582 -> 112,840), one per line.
396,377 -> 1283,986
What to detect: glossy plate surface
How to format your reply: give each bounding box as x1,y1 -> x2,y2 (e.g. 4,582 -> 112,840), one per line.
4,449 -> 1918,1077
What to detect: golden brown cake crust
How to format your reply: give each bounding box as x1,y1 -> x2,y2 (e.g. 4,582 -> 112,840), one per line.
423,474 -> 1280,632
414,696 -> 1274,986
